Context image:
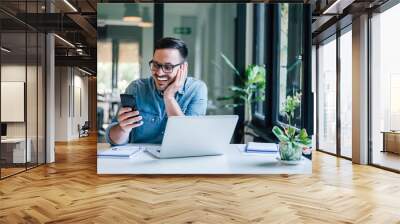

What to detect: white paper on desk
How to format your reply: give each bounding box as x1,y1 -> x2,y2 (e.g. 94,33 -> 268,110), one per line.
245,142 -> 278,153
97,145 -> 141,158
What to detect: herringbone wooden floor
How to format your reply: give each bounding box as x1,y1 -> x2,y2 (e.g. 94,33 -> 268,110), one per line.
1,135 -> 400,224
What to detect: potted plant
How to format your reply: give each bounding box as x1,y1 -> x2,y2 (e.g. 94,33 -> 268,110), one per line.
216,53 -> 266,124
272,92 -> 312,162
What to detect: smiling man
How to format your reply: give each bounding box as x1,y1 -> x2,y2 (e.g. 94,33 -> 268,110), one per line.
106,37 -> 208,145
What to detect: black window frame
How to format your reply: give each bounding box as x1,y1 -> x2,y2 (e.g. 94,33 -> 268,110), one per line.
251,3 -> 313,140
252,3 -> 267,125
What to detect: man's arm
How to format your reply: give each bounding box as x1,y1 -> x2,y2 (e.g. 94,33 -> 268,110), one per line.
107,108 -> 143,145
109,124 -> 130,145
184,81 -> 208,116
164,81 -> 208,116
164,96 -> 185,116
105,82 -> 143,145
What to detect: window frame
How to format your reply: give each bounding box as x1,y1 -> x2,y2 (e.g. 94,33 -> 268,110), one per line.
315,24 -> 353,160
251,3 -> 267,126
251,4 -> 313,140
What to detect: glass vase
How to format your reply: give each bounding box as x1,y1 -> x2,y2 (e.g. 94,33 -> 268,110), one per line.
279,142 -> 302,161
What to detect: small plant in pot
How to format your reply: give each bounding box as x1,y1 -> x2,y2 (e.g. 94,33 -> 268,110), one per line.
272,92 -> 311,162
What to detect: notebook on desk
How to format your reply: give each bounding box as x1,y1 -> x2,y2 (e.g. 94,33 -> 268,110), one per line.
97,145 -> 141,158
245,142 -> 278,153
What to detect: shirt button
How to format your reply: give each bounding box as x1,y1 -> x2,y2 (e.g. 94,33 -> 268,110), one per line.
161,131 -> 164,134
151,118 -> 155,122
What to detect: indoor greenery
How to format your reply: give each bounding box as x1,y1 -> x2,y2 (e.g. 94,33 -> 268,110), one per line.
272,92 -> 312,161
216,53 -> 266,124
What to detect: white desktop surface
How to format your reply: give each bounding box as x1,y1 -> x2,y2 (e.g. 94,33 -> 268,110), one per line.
1,138 -> 26,143
1,137 -> 32,163
97,143 -> 312,174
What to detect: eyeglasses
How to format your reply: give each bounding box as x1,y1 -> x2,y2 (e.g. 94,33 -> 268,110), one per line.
149,60 -> 184,73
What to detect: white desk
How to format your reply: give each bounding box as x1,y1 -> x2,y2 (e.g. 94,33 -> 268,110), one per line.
1,138 -> 31,163
97,143 -> 312,174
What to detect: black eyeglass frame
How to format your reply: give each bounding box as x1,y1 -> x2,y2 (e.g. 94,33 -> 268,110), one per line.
148,60 -> 185,73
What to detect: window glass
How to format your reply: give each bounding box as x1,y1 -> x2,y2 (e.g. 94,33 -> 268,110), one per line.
371,4 -> 400,171
339,29 -> 352,158
118,42 -> 140,93
97,3 -> 154,142
277,4 -> 304,128
317,37 -> 337,154
97,41 -> 113,95
163,3 -> 236,115
254,4 -> 266,120
0,3 -> 28,177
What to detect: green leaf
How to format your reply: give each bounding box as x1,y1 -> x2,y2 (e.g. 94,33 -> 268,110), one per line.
294,129 -> 311,147
272,126 -> 289,142
221,53 -> 240,77
280,91 -> 302,126
294,138 -> 312,148
245,65 -> 256,81
253,73 -> 265,84
286,126 -> 296,139
300,138 -> 312,146
246,65 -> 266,85
298,128 -> 308,140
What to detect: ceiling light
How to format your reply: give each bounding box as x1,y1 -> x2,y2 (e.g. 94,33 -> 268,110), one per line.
1,47 -> 11,53
123,4 -> 142,22
54,34 -> 75,48
322,0 -> 353,15
78,67 -> 92,76
138,7 -> 153,28
63,0 -> 78,12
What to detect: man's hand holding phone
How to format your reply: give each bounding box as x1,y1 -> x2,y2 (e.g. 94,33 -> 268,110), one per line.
118,94 -> 143,133
117,107 -> 143,133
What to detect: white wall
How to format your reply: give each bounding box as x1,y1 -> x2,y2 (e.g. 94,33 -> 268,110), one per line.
1,65 -> 35,137
54,67 -> 89,141
1,63 -> 46,164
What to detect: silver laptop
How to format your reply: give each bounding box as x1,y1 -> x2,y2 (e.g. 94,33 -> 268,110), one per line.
146,115 -> 238,158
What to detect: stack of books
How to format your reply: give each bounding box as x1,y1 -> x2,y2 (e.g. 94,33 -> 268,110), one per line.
245,142 -> 278,154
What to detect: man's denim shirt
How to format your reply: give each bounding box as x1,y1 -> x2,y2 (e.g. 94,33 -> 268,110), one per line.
106,77 -> 207,145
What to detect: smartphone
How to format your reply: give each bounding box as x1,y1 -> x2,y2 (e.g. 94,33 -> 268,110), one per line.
120,94 -> 137,111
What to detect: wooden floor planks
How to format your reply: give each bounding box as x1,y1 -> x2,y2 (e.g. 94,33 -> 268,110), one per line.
0,135 -> 399,223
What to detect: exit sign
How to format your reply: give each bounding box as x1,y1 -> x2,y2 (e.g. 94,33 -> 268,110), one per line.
173,27 -> 191,35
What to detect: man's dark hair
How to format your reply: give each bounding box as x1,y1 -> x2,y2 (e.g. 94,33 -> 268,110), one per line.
154,37 -> 188,60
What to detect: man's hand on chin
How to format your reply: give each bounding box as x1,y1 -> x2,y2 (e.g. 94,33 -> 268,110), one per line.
163,63 -> 187,116
163,63 -> 187,100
